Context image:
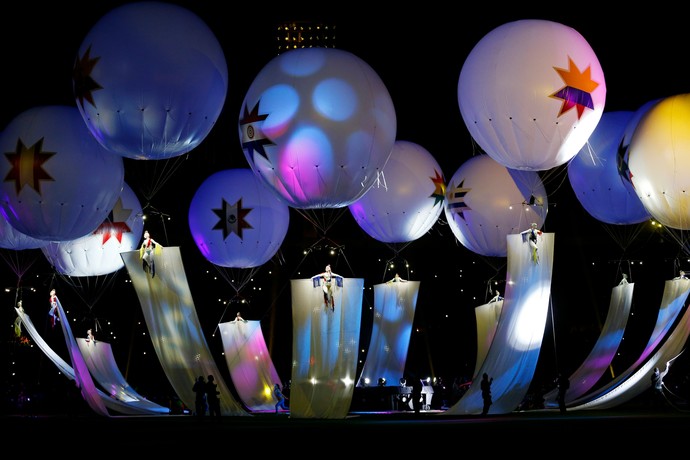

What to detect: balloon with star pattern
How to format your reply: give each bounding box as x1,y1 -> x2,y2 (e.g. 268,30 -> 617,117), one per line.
188,168 -> 290,268
0,105 -> 124,241
73,2 -> 228,160
458,19 -> 606,171
349,140 -> 445,244
444,154 -> 548,257
41,182 -> 143,276
239,47 -> 397,209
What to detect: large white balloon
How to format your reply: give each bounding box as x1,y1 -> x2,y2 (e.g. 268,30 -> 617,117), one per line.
458,19 -> 606,171
349,140 -> 445,243
239,47 -> 397,209
188,169 -> 290,268
444,155 -> 548,257
41,182 -> 143,276
73,2 -> 228,160
628,94 -> 690,230
0,105 -> 124,241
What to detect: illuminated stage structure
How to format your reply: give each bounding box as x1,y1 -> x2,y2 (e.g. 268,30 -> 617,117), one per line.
289,277 -> 363,419
121,248 -> 249,416
218,319 -> 283,412
447,232 -> 555,415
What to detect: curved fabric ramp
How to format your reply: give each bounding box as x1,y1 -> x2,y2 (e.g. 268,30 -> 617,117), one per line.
569,278 -> 690,410
120,248 -> 249,416
446,232 -> 555,415
290,277 -> 363,419
356,280 -> 419,388
54,296 -> 110,416
15,306 -> 166,415
77,338 -> 169,413
543,282 -> 634,407
219,320 -> 283,412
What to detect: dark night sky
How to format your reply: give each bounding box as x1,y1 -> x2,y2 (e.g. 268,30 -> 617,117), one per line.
3,3 -> 690,403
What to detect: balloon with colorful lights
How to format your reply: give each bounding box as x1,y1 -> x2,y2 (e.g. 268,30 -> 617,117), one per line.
628,93 -> 690,230
444,154 -> 548,257
349,140 -> 445,243
188,168 -> 290,268
73,2 -> 228,160
239,47 -> 397,209
41,182 -> 143,276
0,105 -> 124,241
458,19 -> 606,171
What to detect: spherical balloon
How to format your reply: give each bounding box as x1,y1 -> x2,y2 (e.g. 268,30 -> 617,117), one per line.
628,94 -> 690,230
239,47 -> 397,209
73,2 -> 228,160
458,19 -> 606,171
444,154 -> 548,257
568,111 -> 649,225
189,168 -> 290,268
0,105 -> 124,241
41,182 -> 143,276
0,212 -> 48,250
349,140 -> 444,243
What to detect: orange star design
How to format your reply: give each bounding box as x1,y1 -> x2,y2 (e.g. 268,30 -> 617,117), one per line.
550,57 -> 600,119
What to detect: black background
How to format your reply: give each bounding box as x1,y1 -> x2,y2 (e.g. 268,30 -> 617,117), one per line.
3,3 -> 689,410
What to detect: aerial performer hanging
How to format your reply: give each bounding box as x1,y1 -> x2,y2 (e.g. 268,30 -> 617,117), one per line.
49,289 -> 59,328
312,264 -> 343,312
140,230 -> 163,278
520,223 -> 543,264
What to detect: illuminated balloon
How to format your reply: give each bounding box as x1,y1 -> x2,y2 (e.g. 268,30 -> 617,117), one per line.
0,105 -> 124,241
74,2 -> 228,160
239,47 -> 397,209
568,111 -> 649,225
458,19 -> 606,171
189,168 -> 290,268
628,94 -> 690,230
349,140 -> 445,243
41,182 -> 144,276
444,155 -> 548,257
0,213 -> 48,250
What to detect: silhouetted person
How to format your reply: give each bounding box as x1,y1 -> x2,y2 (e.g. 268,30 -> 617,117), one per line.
206,375 -> 221,417
273,383 -> 288,413
481,373 -> 493,415
192,375 -> 207,417
651,367 -> 664,406
411,377 -> 423,413
555,373 -> 570,413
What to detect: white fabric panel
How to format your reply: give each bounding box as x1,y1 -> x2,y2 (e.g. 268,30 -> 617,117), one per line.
447,232 -> 555,415
474,299 -> 503,378
54,296 -> 110,416
569,278 -> 690,409
120,247 -> 249,416
77,338 -> 169,413
356,280 -> 419,388
290,277 -> 363,419
543,283 -> 633,406
219,320 -> 282,412
15,306 -> 169,415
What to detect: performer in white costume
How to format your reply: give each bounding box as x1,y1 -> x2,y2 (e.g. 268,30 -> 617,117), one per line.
139,230 -> 162,278
312,264 -> 342,311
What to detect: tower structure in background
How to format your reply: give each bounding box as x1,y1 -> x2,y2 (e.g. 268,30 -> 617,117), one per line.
276,21 -> 336,53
